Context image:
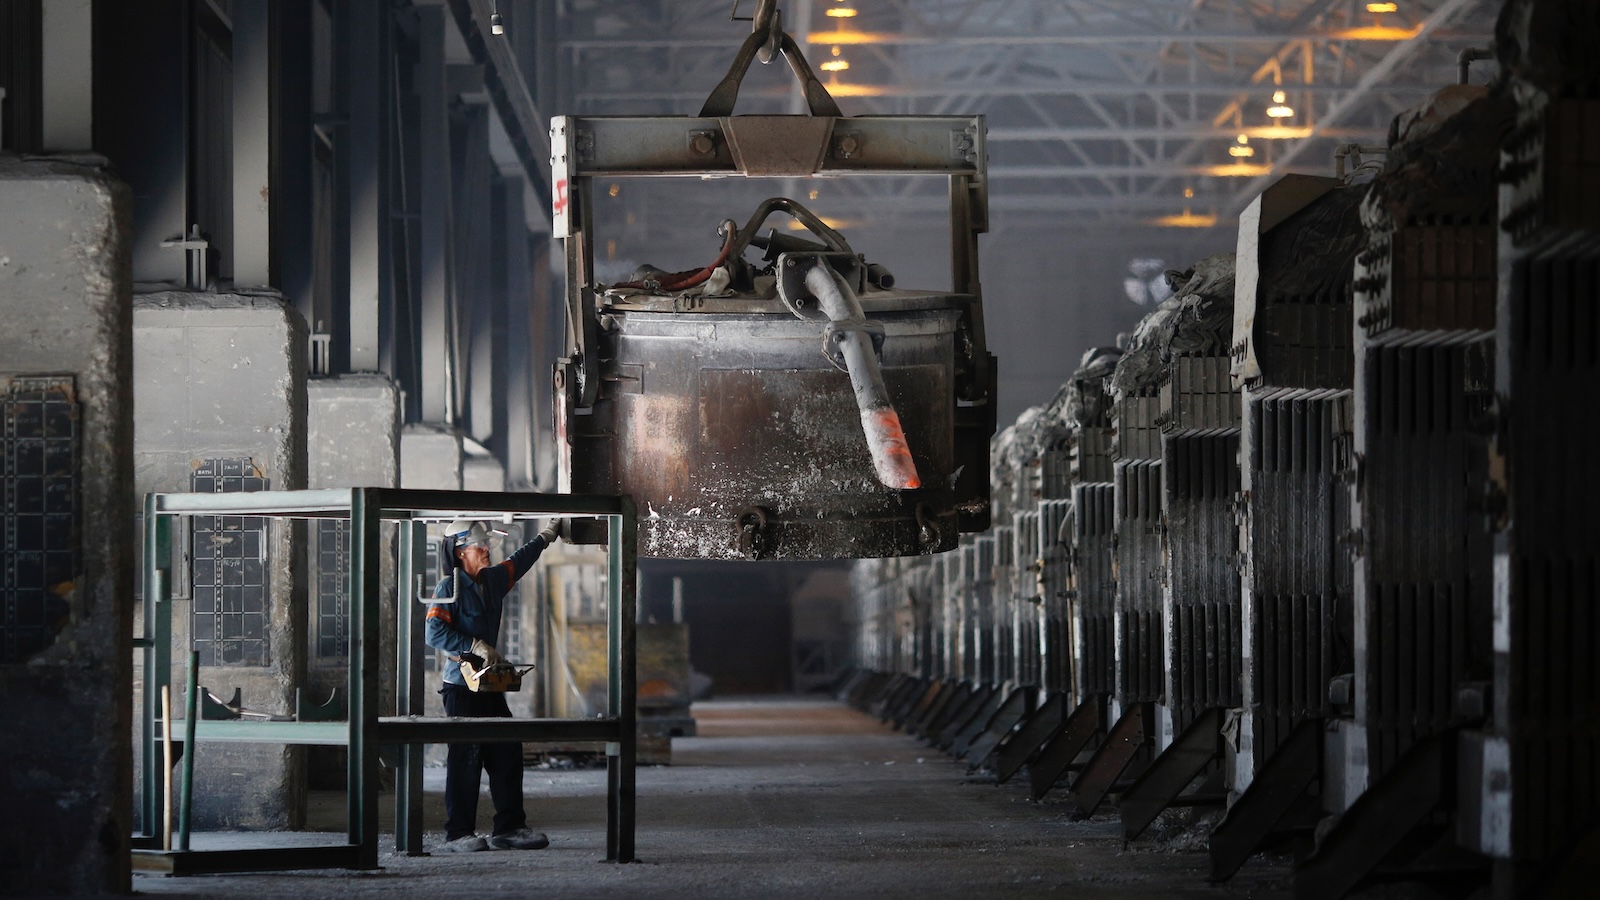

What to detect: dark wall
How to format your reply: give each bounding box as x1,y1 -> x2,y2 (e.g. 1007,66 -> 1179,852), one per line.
642,560 -> 848,695
0,0 -> 42,152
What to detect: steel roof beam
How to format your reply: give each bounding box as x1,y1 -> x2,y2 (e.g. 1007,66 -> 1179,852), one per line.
560,29 -> 1481,50
571,83 -> 1442,102
1222,0 -> 1482,214
988,125 -> 1384,141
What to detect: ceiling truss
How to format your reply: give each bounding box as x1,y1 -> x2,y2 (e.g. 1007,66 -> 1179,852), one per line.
556,0 -> 1499,235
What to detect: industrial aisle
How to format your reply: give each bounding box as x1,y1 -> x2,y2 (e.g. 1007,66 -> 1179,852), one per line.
134,697 -> 1291,899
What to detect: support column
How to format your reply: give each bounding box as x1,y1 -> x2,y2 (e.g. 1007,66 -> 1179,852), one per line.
416,4 -> 453,421
231,0 -> 271,288
0,156 -> 134,896
272,0 -> 315,330
306,374 -> 400,785
499,176 -> 536,489
132,292 -> 309,829
40,0 -> 92,151
453,103 -> 494,445
92,0 -> 188,285
344,0 -> 389,372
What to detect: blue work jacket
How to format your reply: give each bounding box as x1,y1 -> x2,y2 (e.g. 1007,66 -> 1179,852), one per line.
425,534 -> 551,686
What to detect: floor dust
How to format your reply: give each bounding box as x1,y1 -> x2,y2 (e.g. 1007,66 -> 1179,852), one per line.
133,696 -> 1292,899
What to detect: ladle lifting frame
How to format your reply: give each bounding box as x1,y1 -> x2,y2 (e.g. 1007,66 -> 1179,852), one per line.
131,487 -> 637,874
552,0 -> 995,560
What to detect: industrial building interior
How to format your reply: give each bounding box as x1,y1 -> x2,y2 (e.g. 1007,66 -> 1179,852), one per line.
2,0 -> 1597,897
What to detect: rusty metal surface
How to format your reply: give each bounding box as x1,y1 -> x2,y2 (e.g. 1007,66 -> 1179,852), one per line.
1232,177 -> 1359,393
555,115 -> 985,178
1070,701 -> 1149,820
1354,87 -> 1513,339
1029,695 -> 1104,801
565,303 -> 973,560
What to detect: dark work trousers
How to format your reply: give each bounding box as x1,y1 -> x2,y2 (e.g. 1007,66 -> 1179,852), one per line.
440,684 -> 527,840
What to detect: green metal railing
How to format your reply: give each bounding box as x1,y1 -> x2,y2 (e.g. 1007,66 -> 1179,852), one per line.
133,487 -> 638,874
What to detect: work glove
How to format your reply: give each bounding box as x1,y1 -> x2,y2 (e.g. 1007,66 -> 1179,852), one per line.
469,638 -> 503,667
538,518 -> 564,544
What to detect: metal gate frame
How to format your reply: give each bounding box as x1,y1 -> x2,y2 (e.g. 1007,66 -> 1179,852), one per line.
132,487 -> 638,873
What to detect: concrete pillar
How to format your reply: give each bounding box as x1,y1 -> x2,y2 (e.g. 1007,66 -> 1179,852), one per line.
0,157 -> 133,895
306,375 -> 400,784
133,291 -> 308,829
401,423 -> 463,490
463,453 -> 507,493
307,374 -> 400,491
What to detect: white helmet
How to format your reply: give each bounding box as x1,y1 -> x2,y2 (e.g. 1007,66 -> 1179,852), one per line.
444,520 -> 505,550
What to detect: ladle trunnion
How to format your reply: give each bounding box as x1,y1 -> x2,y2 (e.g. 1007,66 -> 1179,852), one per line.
550,15 -> 994,561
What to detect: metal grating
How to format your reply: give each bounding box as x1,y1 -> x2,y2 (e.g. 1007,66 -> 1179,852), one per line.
1038,497 -> 1072,694
1244,184 -> 1361,392
190,458 -> 270,667
1501,96 -> 1600,246
1071,482 -> 1117,698
957,543 -> 979,683
1165,432 -> 1243,732
1012,512 -> 1041,687
974,534 -> 999,685
1114,395 -> 1163,462
1040,442 -> 1073,501
1,376 -> 77,664
1498,248 -> 1600,860
1356,89 -> 1511,339
1359,342 -> 1492,778
1246,392 -> 1354,766
313,519 -> 349,660
1115,459 -> 1165,704
1160,356 -> 1241,434
1071,426 -> 1115,484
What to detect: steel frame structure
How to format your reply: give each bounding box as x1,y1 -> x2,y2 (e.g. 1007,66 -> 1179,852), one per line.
132,488 -> 638,873
556,0 -> 1498,234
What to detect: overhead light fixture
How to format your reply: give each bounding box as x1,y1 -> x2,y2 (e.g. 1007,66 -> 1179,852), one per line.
1153,211 -> 1219,229
490,0 -> 504,35
1229,133 -> 1255,158
821,59 -> 850,72
827,7 -> 859,16
1366,2 -> 1398,12
1266,90 -> 1295,119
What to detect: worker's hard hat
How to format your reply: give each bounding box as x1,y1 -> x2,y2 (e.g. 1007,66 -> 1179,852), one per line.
444,520 -> 504,550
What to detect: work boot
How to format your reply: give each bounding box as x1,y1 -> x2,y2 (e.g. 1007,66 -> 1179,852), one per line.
487,828 -> 549,850
442,833 -> 489,853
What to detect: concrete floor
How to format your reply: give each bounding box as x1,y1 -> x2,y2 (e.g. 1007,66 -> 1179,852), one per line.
134,697 -> 1292,899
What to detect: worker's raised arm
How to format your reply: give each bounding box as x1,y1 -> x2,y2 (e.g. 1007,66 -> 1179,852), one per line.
476,520 -> 562,595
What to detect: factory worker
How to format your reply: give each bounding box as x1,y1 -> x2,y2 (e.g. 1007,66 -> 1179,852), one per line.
426,517 -> 561,852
